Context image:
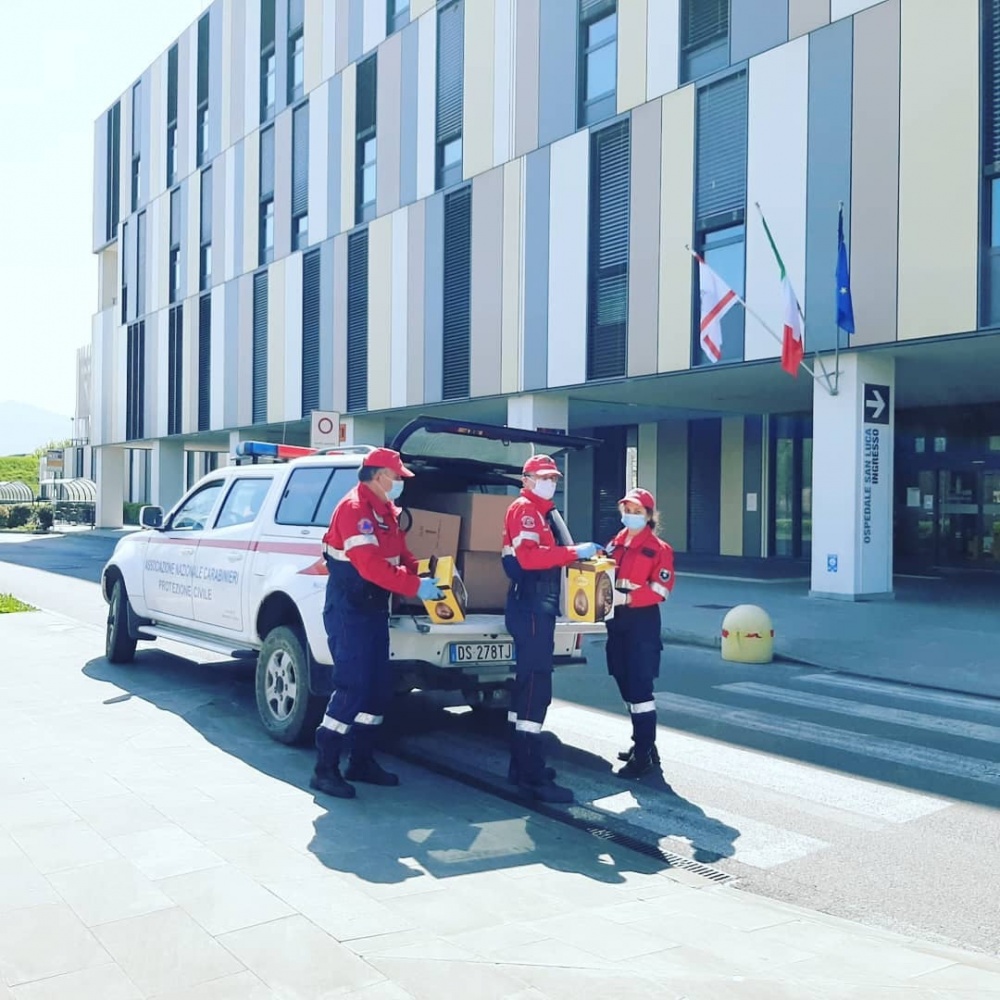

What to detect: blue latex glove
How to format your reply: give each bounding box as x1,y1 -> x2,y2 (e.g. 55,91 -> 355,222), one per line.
417,577 -> 444,601
574,542 -> 600,559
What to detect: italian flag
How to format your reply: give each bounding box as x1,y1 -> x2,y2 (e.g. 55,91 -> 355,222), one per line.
760,211 -> 804,377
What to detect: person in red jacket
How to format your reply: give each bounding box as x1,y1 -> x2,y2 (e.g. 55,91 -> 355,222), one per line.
604,487 -> 675,779
311,447 -> 443,799
502,454 -> 600,803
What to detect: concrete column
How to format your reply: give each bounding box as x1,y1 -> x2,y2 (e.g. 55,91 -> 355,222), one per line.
339,414 -> 386,446
811,352 -> 895,599
637,420 -> 688,552
150,440 -> 186,512
506,393 -> 568,431
94,445 -> 126,529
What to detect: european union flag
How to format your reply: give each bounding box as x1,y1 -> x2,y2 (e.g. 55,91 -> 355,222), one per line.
836,204 -> 855,334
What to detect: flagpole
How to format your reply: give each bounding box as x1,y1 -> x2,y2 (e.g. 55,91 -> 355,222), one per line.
686,245 -> 821,382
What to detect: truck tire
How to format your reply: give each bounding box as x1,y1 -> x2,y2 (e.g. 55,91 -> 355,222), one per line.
256,625 -> 325,745
106,579 -> 138,664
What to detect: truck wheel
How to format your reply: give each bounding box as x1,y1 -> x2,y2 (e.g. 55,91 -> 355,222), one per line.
106,579 -> 138,664
256,625 -> 324,745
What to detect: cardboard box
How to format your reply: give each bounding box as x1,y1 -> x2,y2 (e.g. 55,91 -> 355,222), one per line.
457,550 -> 510,611
417,555 -> 468,624
403,508 -> 461,562
564,558 -> 616,623
423,493 -> 511,552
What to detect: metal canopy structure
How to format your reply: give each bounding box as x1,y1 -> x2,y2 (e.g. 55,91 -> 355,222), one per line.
0,481 -> 33,502
40,479 -> 97,501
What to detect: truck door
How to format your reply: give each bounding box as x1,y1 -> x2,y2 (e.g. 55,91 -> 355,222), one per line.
192,475 -> 275,632
143,479 -> 226,623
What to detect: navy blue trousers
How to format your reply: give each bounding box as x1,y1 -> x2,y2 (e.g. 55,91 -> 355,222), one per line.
605,604 -> 662,753
315,581 -> 392,770
505,606 -> 556,783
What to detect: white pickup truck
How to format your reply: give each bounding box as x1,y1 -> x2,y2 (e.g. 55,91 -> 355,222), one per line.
101,418 -> 603,744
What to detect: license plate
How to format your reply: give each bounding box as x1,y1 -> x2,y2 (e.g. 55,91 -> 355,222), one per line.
449,641 -> 515,664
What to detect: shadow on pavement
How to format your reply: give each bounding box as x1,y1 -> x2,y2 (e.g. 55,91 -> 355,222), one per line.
0,532 -> 115,585
82,649 -> 691,888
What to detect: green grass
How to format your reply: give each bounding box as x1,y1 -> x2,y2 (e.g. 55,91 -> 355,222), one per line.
0,455 -> 38,497
0,594 -> 35,613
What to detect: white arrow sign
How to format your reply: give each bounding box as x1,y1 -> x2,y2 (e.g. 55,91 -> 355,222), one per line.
865,389 -> 885,421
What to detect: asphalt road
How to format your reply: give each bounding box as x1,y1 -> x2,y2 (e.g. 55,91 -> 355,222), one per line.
2,530 -> 999,955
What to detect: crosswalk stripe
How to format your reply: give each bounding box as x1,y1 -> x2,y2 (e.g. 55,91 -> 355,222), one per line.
546,701 -> 944,824
715,682 -> 1000,745
655,693 -> 1000,787
793,673 -> 1000,716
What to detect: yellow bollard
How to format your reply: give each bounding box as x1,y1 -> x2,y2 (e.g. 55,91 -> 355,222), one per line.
720,605 -> 774,664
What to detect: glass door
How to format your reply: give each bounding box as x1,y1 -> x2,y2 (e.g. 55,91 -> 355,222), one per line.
981,471 -> 1000,565
937,471 -> 980,564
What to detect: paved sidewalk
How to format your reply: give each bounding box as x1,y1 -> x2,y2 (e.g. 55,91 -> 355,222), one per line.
661,570 -> 1000,700
2,609 -> 999,999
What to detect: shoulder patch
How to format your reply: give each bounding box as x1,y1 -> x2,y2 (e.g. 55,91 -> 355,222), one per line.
659,568 -> 672,583
521,515 -> 536,529
357,518 -> 375,535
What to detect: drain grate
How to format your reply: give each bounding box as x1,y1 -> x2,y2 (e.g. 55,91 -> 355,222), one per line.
694,603 -> 731,610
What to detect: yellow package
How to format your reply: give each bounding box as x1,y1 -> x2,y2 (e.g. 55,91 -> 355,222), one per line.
565,557 -> 616,623
417,555 -> 468,624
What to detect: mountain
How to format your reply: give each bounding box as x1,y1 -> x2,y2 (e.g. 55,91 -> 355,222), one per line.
0,401 -> 74,456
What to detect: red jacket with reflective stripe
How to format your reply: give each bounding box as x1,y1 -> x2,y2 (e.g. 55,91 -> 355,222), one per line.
322,483 -> 420,597
502,490 -> 577,572
606,525 -> 675,608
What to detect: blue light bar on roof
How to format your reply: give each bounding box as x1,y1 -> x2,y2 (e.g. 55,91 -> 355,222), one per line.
235,442 -> 317,459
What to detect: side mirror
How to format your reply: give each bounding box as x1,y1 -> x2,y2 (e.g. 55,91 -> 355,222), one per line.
139,505 -> 164,530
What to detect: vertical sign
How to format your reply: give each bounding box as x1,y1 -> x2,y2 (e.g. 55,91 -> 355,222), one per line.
860,383 -> 892,591
310,410 -> 341,450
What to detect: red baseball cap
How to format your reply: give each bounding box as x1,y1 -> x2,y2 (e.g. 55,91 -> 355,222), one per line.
363,447 -> 414,478
522,454 -> 562,478
619,487 -> 655,510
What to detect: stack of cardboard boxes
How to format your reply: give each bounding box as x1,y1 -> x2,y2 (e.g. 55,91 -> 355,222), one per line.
401,494 -> 511,613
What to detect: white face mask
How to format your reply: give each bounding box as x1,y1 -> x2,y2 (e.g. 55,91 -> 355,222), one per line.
385,478 -> 404,502
530,478 -> 558,501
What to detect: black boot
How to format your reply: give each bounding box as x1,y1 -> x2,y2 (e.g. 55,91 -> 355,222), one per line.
312,727 -> 355,798
506,758 -> 556,784
344,755 -> 400,786
616,745 -> 660,779
309,766 -> 356,799
617,736 -> 635,762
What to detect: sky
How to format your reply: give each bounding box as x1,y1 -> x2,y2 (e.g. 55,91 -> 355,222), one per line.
0,0 -> 212,419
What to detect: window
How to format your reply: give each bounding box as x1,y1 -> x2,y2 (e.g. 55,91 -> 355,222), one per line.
106,101 -> 121,242
387,0 -> 410,34
130,80 -> 142,212
215,478 -> 274,528
288,0 -> 305,104
260,0 -> 277,122
198,294 -> 211,431
259,125 -> 275,265
681,0 -> 730,84
356,55 -> 377,223
170,481 -> 224,531
276,467 -> 356,526
126,321 -> 145,441
197,13 -> 210,166
168,305 -> 183,435
169,188 -> 181,304
302,248 -> 321,414
292,102 -> 309,248
200,167 -> 212,290
442,186 -> 471,399
167,45 -> 179,186
252,271 -> 269,423
346,229 -> 369,412
578,0 -> 617,127
436,1 -> 464,189
586,120 -> 630,381
136,210 -> 147,316
693,70 -> 747,365
121,220 -> 129,324
983,1 -> 1000,325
